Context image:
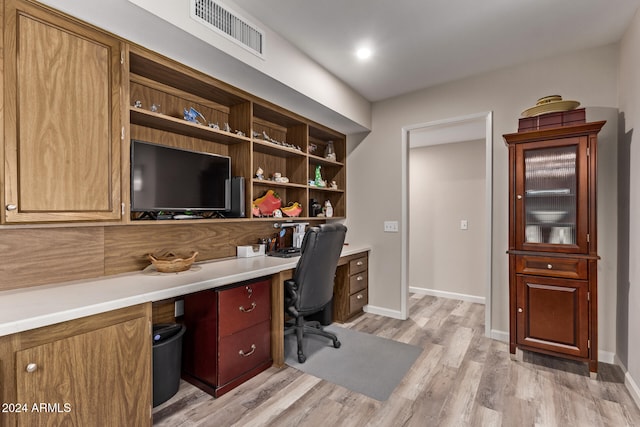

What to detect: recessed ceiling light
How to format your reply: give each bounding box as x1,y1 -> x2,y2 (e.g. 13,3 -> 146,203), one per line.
356,47 -> 372,60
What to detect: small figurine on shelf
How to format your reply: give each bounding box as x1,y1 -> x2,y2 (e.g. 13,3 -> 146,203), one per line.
150,103 -> 161,113
255,167 -> 264,180
314,165 -> 326,187
324,200 -> 334,218
236,130 -> 246,137
324,141 -> 336,161
184,107 -> 206,124
223,122 -> 231,132
273,209 -> 283,218
133,100 -> 142,108
273,172 -> 289,183
330,180 -> 338,190
209,122 -> 220,130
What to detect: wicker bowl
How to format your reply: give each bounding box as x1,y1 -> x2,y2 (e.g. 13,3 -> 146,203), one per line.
148,251 -> 198,273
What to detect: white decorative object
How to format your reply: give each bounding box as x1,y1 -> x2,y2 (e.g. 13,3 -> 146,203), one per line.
237,244 -> 266,258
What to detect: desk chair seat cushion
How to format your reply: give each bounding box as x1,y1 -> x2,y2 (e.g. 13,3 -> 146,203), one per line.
284,223 -> 347,363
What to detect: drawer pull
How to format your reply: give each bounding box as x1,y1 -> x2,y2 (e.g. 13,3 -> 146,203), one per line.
356,261 -> 364,266
517,194 -> 522,200
6,204 -> 17,211
356,275 -> 364,281
245,286 -> 253,297
239,344 -> 256,357
239,302 -> 257,313
356,294 -> 364,300
547,264 -> 553,269
518,307 -> 523,313
26,363 -> 38,373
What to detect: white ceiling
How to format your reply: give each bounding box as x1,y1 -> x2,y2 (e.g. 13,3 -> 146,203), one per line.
233,0 -> 640,102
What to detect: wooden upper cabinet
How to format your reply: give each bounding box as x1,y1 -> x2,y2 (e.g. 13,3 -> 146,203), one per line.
3,0 -> 123,223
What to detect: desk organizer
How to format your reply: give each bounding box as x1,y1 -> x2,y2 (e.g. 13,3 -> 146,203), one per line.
236,244 -> 265,258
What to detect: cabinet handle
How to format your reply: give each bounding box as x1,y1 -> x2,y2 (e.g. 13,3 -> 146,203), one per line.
518,307 -> 523,313
245,286 -> 253,297
357,294 -> 364,300
26,363 -> 38,373
517,195 -> 522,200
239,302 -> 257,313
547,264 -> 553,269
356,261 -> 364,266
356,275 -> 364,281
6,204 -> 17,211
239,344 -> 256,357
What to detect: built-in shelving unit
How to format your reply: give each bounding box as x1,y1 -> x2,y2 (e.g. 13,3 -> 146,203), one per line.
126,46 -> 346,222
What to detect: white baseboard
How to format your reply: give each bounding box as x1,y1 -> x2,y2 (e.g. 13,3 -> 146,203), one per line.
363,304 -> 406,320
490,329 -> 509,343
614,355 -> 640,410
598,350 -> 615,365
409,286 -> 486,304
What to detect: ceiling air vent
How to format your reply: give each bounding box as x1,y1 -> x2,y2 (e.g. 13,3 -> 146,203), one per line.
191,0 -> 264,58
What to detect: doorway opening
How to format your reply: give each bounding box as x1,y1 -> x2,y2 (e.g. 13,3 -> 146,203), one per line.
401,112 -> 493,336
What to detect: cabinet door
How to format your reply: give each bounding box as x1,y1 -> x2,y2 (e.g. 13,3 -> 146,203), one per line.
516,274 -> 589,358
514,137 -> 589,253
15,316 -> 151,426
3,0 -> 122,222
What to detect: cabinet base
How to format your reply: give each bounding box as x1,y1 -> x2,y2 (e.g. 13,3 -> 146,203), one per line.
182,359 -> 273,398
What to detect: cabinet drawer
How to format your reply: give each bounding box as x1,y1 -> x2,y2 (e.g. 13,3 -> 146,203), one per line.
349,271 -> 368,294
516,255 -> 587,280
349,256 -> 368,275
349,289 -> 368,314
218,320 -> 271,386
218,279 -> 271,336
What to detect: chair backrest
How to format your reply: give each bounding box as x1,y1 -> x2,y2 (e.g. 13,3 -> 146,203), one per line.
292,223 -> 347,314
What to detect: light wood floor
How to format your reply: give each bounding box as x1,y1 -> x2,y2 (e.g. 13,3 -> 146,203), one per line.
153,294 -> 640,426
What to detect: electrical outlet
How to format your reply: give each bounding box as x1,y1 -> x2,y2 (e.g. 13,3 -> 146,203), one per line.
384,221 -> 399,232
460,219 -> 468,230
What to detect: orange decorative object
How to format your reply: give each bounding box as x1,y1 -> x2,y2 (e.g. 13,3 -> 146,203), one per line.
281,202 -> 302,217
253,190 -> 282,216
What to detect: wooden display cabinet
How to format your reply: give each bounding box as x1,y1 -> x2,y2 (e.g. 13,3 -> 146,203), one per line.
504,120 -> 605,375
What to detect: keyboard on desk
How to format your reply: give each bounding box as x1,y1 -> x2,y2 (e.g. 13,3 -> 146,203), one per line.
267,247 -> 301,258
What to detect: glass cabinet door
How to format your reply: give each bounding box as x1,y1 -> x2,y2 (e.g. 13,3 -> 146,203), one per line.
516,137 -> 588,252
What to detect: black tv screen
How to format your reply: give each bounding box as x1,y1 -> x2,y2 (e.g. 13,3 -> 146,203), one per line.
131,140 -> 231,212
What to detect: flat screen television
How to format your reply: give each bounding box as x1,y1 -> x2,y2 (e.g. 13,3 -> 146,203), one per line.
131,140 -> 231,213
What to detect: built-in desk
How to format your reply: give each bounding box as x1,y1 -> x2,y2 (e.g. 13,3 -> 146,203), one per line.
0,245 -> 370,359
0,245 -> 369,426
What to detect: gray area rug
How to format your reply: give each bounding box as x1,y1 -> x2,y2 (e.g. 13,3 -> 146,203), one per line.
284,324 -> 422,401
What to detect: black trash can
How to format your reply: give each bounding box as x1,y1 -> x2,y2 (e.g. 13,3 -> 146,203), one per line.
152,323 -> 186,407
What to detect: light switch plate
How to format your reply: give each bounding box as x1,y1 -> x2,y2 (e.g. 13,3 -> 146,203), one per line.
384,221 -> 399,232
460,219 -> 468,230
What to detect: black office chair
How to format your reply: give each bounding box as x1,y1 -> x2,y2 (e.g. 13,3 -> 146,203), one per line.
284,223 -> 347,363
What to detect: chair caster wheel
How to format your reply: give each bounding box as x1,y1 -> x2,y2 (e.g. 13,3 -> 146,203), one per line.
298,354 -> 306,363
334,340 -> 341,349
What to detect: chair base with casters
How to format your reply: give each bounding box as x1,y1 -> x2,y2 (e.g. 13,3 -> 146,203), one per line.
284,304 -> 341,363
283,223 -> 347,364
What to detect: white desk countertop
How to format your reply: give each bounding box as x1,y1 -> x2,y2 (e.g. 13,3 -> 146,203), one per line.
0,245 -> 369,337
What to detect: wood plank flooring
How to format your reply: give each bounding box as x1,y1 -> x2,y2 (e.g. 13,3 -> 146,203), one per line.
153,294 -> 640,426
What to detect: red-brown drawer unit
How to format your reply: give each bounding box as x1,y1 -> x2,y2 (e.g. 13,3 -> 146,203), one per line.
515,255 -> 588,280
182,277 -> 272,397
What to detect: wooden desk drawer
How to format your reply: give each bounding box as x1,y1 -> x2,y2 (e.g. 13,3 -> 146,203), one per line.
349,289 -> 368,314
349,271 -> 368,294
350,256 -> 368,275
218,279 -> 271,336
516,255 -> 587,280
218,320 -> 271,386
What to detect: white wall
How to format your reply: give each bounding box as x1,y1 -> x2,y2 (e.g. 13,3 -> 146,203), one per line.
347,44 -> 620,354
618,7 -> 640,404
409,140 -> 486,301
